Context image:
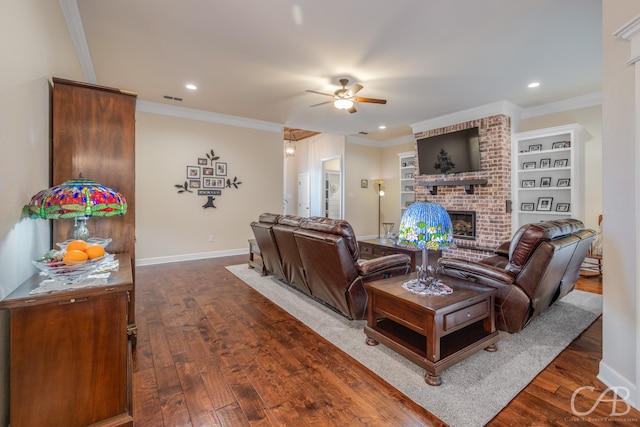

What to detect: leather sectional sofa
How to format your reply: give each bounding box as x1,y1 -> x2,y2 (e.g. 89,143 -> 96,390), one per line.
438,218 -> 596,333
250,214 -> 411,320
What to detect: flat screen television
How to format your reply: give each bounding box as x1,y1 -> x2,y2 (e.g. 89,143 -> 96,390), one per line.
416,127 -> 481,175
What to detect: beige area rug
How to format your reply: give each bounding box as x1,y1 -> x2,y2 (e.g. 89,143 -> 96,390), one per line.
226,264 -> 602,427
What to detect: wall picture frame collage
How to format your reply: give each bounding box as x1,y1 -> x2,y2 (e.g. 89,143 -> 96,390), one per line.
175,149 -> 242,208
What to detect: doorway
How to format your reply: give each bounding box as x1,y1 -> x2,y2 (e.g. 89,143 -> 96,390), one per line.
297,172 -> 310,217
322,157 -> 342,219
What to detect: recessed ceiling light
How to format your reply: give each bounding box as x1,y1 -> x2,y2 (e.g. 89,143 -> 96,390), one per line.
528,82 -> 540,88
379,125 -> 387,130
185,84 -> 197,90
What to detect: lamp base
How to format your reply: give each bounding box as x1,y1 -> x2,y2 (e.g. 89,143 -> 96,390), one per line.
73,217 -> 90,241
402,263 -> 453,295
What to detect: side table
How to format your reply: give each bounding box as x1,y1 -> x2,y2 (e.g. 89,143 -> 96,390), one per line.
358,238 -> 441,271
0,254 -> 134,427
248,238 -> 267,275
364,273 -> 499,386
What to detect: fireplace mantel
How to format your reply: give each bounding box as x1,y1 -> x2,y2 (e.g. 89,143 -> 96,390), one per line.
418,178 -> 488,195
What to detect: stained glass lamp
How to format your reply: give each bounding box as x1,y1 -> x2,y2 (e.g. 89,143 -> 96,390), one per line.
395,201 -> 456,294
23,177 -> 127,240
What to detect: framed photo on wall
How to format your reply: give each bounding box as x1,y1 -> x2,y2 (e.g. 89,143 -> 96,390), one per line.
521,179 -> 535,188
557,178 -> 571,187
187,166 -> 200,179
521,202 -> 535,211
554,159 -> 568,167
556,203 -> 570,212
361,179 -> 368,188
529,144 -> 542,152
536,197 -> 553,211
215,162 -> 227,176
539,158 -> 551,168
523,161 -> 536,170
540,177 -> 551,187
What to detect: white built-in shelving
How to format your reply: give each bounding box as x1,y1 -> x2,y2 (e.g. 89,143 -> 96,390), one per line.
398,151 -> 416,218
512,124 -> 583,234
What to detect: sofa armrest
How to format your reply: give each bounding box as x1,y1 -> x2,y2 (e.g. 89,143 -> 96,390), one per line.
357,254 -> 411,276
494,241 -> 510,257
438,257 -> 515,285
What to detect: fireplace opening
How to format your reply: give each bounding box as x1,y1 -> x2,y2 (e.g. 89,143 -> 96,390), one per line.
448,210 -> 476,240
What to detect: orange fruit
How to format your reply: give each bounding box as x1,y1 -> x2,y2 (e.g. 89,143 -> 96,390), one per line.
66,239 -> 88,252
85,244 -> 105,259
63,249 -> 89,265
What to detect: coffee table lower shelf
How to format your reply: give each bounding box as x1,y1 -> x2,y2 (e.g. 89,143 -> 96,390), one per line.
365,319 -> 498,385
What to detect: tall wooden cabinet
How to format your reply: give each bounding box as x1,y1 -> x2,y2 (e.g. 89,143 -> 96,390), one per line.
52,77 -> 137,330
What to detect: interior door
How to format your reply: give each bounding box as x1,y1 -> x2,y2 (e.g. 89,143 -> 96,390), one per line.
322,157 -> 342,219
298,172 -> 310,217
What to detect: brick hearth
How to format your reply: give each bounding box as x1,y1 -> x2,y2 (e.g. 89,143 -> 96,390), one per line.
413,115 -> 512,261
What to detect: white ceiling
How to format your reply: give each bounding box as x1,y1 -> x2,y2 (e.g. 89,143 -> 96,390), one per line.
71,0 -> 602,142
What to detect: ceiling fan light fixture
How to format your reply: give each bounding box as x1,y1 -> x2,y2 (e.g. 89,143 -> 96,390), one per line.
334,98 -> 354,110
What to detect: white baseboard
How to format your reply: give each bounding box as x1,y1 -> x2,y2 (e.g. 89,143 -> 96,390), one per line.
135,248 -> 247,267
598,360 -> 639,411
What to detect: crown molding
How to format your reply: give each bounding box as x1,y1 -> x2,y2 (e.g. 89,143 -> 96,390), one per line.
410,100 -> 522,134
136,100 -> 282,133
59,0 -> 96,83
346,133 -> 415,147
520,92 -> 602,119
614,15 -> 640,64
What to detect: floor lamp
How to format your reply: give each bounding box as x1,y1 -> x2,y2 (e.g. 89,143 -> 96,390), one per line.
374,179 -> 384,238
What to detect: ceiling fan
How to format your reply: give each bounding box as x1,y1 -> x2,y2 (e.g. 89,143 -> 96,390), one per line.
306,78 -> 387,114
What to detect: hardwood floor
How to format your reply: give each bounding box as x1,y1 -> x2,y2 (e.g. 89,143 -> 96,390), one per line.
132,257 -> 638,426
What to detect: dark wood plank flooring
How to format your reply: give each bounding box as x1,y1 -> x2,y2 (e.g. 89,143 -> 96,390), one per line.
132,256 -> 639,426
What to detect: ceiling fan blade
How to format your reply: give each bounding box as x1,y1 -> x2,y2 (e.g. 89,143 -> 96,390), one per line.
354,97 -> 387,104
348,83 -> 363,96
348,105 -> 357,114
309,100 -> 333,107
305,89 -> 334,97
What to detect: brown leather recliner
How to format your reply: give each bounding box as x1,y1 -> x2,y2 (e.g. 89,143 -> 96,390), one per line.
250,213 -> 285,281
293,218 -> 411,320
438,218 -> 596,333
271,215 -> 312,295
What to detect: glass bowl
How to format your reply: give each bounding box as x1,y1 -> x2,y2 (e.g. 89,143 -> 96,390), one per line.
57,237 -> 112,250
32,255 -> 108,284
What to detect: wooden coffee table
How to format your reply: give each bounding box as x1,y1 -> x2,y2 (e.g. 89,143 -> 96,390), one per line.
364,273 -> 499,386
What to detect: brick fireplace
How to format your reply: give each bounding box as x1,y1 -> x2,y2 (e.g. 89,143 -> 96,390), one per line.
413,115 -> 512,261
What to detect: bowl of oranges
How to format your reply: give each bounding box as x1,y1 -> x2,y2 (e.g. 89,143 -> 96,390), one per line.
33,238 -> 111,284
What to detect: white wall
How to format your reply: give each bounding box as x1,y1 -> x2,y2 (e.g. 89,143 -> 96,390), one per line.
343,142 -> 384,237
135,111 -> 283,264
600,1 -> 640,410
0,1 -> 84,423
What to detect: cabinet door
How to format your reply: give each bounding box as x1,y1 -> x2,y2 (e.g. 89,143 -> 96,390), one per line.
9,293 -> 130,427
